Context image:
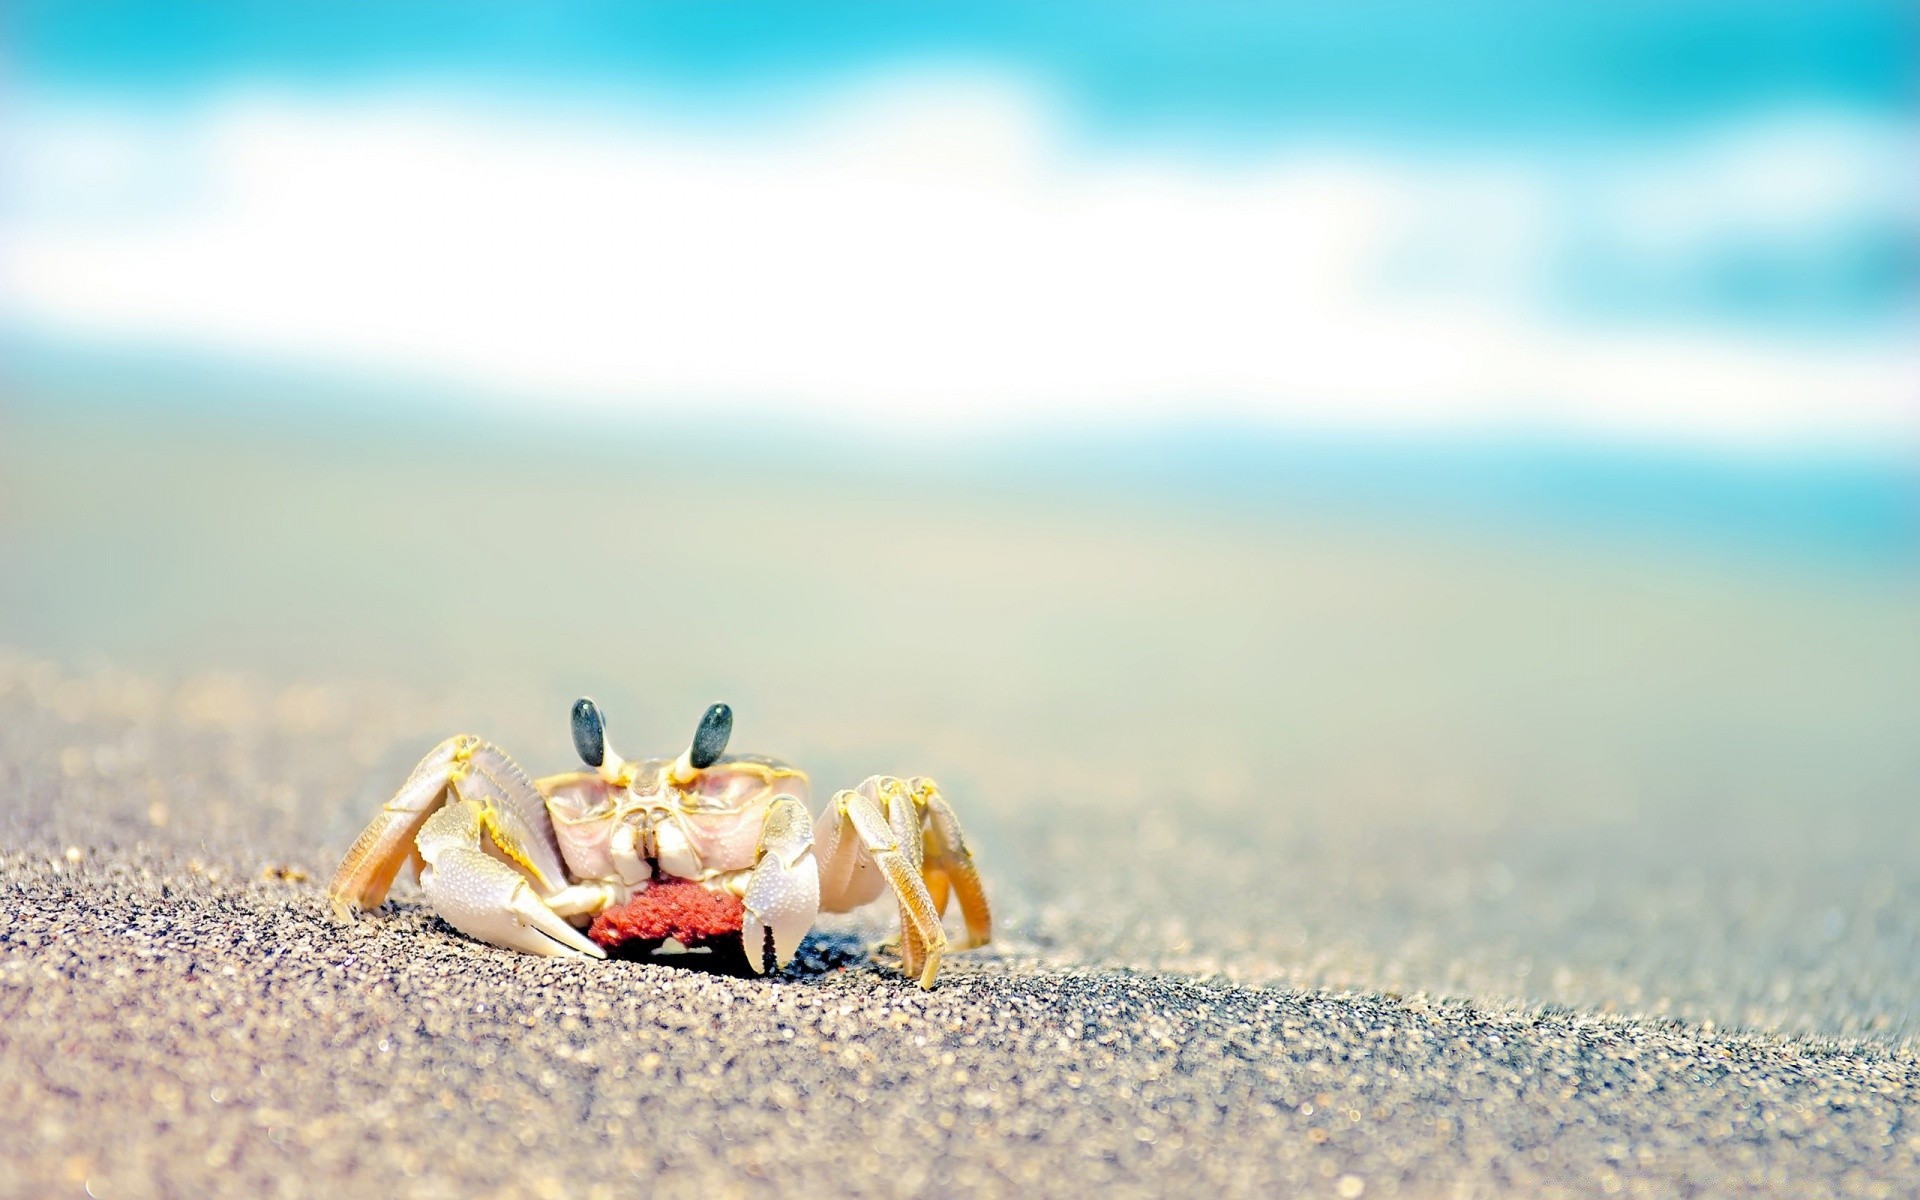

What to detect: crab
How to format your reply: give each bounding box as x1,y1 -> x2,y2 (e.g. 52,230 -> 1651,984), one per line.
326,699 -> 990,988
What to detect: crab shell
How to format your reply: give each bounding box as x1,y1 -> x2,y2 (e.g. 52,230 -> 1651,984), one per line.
540,753 -> 812,887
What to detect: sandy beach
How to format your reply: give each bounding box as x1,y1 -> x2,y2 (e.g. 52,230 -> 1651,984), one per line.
10,843 -> 1920,1199
4,412 -> 1919,1196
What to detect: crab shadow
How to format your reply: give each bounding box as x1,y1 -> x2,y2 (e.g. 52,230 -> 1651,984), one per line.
603,929 -> 872,982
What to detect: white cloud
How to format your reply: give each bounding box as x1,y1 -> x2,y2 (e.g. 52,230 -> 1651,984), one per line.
5,77 -> 1915,449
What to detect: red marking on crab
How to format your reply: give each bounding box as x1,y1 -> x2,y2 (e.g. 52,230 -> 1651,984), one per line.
588,878 -> 745,954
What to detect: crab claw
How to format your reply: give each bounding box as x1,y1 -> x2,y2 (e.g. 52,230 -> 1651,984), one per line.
742,795 -> 819,974
421,846 -> 606,960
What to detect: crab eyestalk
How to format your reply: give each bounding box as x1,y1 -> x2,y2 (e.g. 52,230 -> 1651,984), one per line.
669,703 -> 732,784
572,697 -> 630,784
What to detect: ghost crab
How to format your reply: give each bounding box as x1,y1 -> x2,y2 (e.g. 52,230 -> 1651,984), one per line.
326,700 -> 990,987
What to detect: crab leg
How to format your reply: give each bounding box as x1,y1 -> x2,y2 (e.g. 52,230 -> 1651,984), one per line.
818,777 -> 949,989
328,736 -> 468,916
884,780 -> 936,983
740,794 -> 820,974
327,735 -> 572,918
910,777 -> 992,951
415,801 -> 604,959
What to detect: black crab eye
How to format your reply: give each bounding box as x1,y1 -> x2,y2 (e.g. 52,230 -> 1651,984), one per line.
689,703 -> 732,769
571,697 -> 606,768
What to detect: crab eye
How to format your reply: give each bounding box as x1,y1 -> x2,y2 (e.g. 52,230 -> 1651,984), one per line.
570,697 -> 606,768
689,703 -> 732,769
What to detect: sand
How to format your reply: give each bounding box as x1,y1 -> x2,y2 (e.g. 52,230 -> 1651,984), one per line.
5,655 -> 1920,1199
9,846 -> 1920,1200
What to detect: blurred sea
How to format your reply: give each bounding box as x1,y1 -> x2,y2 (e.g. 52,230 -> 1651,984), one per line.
6,339 -> 1914,577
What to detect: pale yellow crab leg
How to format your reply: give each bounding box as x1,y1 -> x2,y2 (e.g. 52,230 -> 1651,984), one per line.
814,786 -> 887,914
437,742 -> 571,891
328,735 -> 571,919
883,779 -> 933,983
911,777 -> 992,951
415,801 -> 604,959
328,736 -> 468,917
740,794 -> 820,974
820,778 -> 949,989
